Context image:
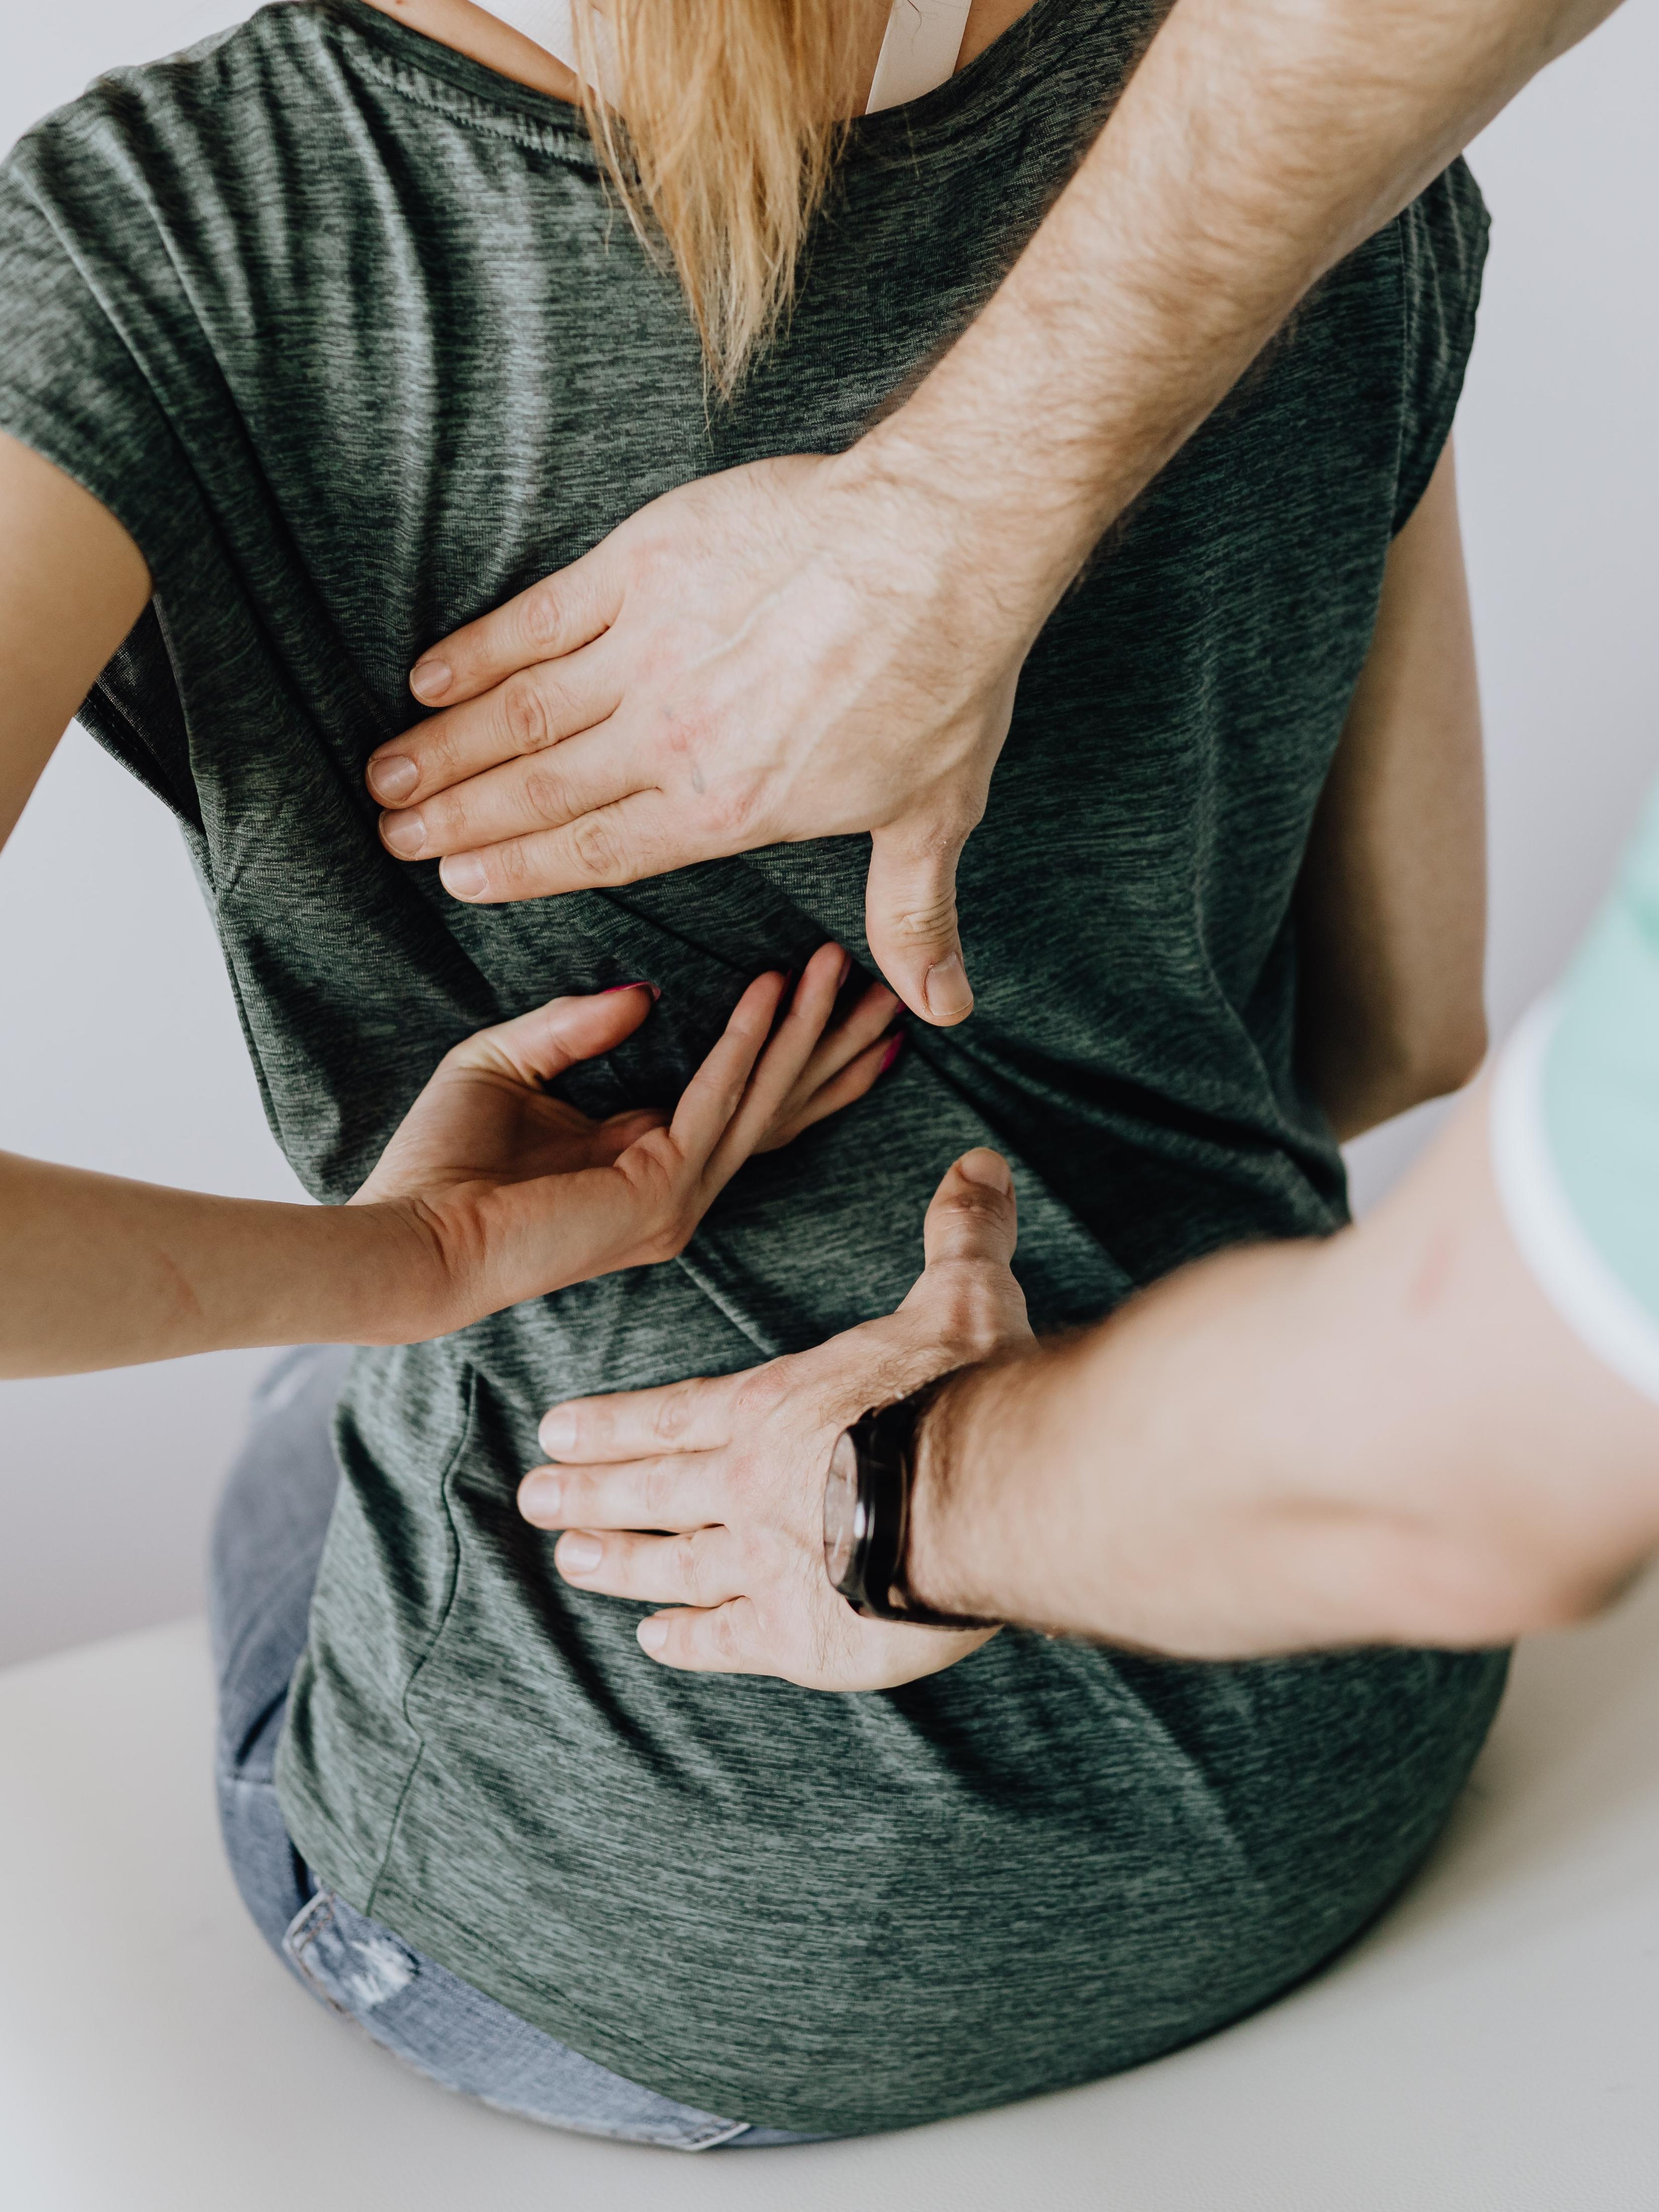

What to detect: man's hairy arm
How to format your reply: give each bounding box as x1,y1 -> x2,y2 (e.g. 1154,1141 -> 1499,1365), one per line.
857,0 -> 1619,598
903,1088 -> 1659,1657
376,0 -> 1622,1025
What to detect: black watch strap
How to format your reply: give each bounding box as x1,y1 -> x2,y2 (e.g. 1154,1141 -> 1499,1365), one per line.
826,1372 -> 1000,1631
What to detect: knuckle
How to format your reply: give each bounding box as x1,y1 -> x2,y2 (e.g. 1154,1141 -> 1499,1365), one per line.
519,581 -> 567,654
484,837 -> 531,892
652,1390 -> 694,1445
733,1370 -> 782,1425
521,762 -> 575,826
711,1606 -> 745,1664
569,810 -> 622,882
890,888 -> 960,945
501,673 -> 549,751
701,773 -> 765,842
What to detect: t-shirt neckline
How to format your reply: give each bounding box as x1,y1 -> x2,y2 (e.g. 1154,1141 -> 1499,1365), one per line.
322,0 -> 1076,163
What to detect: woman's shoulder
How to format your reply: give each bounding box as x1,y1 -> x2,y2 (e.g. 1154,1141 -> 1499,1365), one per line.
5,6 -> 350,203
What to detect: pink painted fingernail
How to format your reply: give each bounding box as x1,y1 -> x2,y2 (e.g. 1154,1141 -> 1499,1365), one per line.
379,808 -> 427,858
540,1408 -> 578,1455
558,1533 -> 603,1574
440,853 -> 488,898
367,753 -> 419,803
638,1618 -> 668,1654
878,1034 -> 905,1076
602,979 -> 662,1000
410,659 -> 452,703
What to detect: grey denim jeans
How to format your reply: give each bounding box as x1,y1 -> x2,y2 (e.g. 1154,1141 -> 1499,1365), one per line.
208,1346 -> 817,2150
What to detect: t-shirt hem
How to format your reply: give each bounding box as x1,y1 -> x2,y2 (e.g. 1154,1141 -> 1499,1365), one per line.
275,1781 -> 882,2134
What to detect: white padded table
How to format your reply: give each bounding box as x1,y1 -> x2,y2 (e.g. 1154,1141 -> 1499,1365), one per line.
5,1576 -> 1659,2211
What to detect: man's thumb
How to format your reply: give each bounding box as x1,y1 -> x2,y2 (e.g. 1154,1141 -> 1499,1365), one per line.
921,1150 -> 1018,1269
865,822 -> 974,1027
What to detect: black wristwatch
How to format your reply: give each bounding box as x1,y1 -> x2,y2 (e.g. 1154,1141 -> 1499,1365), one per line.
822,1373 -> 999,1630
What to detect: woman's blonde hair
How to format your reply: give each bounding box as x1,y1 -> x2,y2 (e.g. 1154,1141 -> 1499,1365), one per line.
572,0 -> 880,393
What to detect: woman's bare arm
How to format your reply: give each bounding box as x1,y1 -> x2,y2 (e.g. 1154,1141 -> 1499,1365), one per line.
0,434 -> 416,1368
0,435 -> 149,845
1295,442 -> 1487,1140
0,435 -> 896,1376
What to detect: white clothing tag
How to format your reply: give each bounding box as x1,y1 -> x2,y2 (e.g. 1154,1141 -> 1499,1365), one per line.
486,0 -> 971,115
866,0 -> 974,112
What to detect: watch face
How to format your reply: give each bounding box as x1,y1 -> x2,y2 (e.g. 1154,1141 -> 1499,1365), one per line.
823,1428 -> 864,1595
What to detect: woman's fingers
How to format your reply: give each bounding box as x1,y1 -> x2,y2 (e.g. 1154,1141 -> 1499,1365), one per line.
442,982 -> 656,1087
697,945 -> 855,1185
662,969 -> 791,1167
405,540 -> 626,711
538,1369 -> 746,1463
517,1453 -> 722,1533
551,1525 -> 741,1610
755,978 -> 903,1152
759,1035 -> 895,1150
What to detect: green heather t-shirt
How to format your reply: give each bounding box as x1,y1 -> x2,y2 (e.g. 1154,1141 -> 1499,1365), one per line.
0,0 -> 1507,2134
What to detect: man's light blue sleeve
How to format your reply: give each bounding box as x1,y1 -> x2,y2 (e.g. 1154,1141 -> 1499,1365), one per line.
1491,778 -> 1659,1404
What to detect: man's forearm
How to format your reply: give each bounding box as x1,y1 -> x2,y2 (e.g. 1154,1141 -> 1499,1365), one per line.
0,1151 -> 431,1377
854,0 -> 1619,621
905,1090 -> 1659,1656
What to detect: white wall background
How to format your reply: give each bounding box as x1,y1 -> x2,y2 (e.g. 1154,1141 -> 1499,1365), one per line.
2,1 -> 1657,1668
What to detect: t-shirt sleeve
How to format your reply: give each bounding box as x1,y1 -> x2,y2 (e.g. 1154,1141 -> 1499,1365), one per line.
0,114 -> 197,585
1490,777 -> 1659,1407
1391,157 -> 1489,535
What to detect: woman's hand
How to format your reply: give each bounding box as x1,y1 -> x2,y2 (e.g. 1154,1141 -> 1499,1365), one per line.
365,450 -> 1037,1031
517,1149 -> 1035,1690
356,943 -> 900,1338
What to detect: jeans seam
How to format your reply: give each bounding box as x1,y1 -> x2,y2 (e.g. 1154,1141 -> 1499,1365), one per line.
284,1891 -> 355,2019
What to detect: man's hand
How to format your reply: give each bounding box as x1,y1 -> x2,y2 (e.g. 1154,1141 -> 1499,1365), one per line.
356,943 -> 899,1337
517,1148 -> 1034,1690
366,451 -> 1040,1028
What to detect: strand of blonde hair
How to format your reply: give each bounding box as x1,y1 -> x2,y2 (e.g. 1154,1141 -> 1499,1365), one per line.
572,0 -> 881,392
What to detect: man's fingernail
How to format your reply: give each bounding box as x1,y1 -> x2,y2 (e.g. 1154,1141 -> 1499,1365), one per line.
410,659 -> 452,703
379,808 -> 428,858
540,1408 -> 578,1455
520,1473 -> 561,1521
367,753 -> 419,804
958,1148 -> 1013,1195
923,953 -> 973,1023
440,852 -> 488,898
837,950 -> 853,989
602,979 -> 662,1000
638,1618 -> 669,1654
878,1034 -> 905,1076
558,1533 -> 602,1574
